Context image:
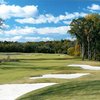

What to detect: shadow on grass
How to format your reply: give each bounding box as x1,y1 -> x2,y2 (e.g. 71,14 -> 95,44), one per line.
0,66 -> 81,71
19,58 -> 76,61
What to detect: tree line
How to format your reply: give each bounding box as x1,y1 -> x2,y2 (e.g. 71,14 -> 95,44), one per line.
0,40 -> 76,54
69,14 -> 100,61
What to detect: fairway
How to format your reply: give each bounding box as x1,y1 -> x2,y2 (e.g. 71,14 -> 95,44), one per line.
0,53 -> 100,100
0,0 -> 100,99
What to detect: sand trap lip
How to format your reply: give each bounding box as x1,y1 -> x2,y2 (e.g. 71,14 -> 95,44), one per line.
0,83 -> 56,100
68,64 -> 100,70
30,73 -> 89,79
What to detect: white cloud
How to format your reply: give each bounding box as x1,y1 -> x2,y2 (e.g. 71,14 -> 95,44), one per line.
37,26 -> 70,34
15,14 -> 59,24
4,26 -> 35,35
1,23 -> 10,29
0,35 -> 53,42
15,14 -> 57,24
87,4 -> 100,11
15,12 -> 87,24
0,36 -> 22,41
25,37 -> 53,42
3,26 -> 70,35
0,4 -> 38,19
63,20 -> 72,25
15,17 -> 46,24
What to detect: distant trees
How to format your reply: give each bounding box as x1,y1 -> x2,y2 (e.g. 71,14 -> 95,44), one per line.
69,14 -> 100,61
0,40 -> 75,54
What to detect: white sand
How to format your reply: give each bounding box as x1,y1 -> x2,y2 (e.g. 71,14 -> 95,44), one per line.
68,64 -> 100,70
30,73 -> 89,79
0,83 -> 56,100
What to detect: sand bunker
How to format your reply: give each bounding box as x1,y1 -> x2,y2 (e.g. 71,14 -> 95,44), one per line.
30,73 -> 89,79
68,64 -> 100,70
0,83 -> 56,100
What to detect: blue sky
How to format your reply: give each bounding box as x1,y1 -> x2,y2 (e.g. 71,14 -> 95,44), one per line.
0,0 -> 100,42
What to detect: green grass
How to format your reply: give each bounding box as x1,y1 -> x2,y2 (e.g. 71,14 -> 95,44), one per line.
0,53 -> 80,84
0,53 -> 100,100
17,80 -> 100,100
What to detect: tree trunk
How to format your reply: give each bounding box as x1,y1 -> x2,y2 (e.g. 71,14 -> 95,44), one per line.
81,42 -> 85,60
93,40 -> 96,60
87,36 -> 92,60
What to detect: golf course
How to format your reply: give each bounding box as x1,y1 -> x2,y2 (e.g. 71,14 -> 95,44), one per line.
0,0 -> 100,100
0,53 -> 100,100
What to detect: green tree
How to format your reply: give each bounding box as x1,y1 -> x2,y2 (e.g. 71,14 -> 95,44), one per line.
69,18 -> 87,60
85,14 -> 100,60
69,14 -> 100,61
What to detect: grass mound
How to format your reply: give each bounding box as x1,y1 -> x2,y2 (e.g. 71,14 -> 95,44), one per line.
18,80 -> 100,100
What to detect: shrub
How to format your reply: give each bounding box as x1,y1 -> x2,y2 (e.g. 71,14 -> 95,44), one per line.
67,47 -> 75,56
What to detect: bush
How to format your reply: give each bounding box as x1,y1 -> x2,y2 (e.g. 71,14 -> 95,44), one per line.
67,47 -> 75,56
74,44 -> 80,56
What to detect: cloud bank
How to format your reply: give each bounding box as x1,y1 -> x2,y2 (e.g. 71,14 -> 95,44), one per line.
0,4 -> 38,19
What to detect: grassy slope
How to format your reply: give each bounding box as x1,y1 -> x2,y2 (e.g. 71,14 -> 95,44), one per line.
18,80 -> 100,100
0,53 -> 100,100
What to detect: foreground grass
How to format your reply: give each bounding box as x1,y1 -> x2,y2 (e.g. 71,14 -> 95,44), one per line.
0,53 -> 100,100
18,80 -> 100,100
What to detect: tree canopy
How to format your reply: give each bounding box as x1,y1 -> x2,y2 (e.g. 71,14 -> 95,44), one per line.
69,14 -> 100,61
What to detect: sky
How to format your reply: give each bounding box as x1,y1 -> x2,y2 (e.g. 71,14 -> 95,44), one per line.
0,0 -> 100,42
